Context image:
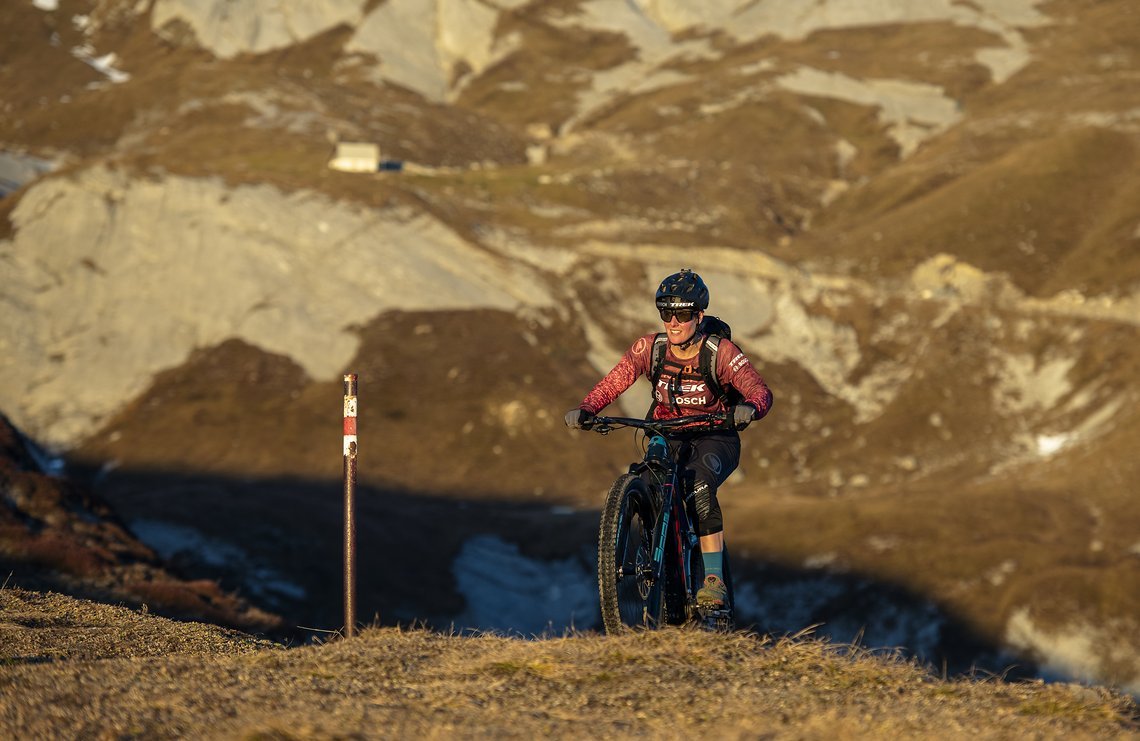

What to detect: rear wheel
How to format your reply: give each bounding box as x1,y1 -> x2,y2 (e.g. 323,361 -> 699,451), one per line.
598,474 -> 663,633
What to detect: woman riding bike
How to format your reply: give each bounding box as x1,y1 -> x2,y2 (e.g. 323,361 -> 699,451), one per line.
565,268 -> 773,608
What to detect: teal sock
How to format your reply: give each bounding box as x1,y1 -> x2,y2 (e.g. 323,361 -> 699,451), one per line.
702,550 -> 723,581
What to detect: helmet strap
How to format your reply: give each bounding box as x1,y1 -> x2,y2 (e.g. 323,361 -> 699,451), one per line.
674,332 -> 701,351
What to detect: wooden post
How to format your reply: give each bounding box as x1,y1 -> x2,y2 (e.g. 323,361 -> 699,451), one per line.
343,374 -> 358,638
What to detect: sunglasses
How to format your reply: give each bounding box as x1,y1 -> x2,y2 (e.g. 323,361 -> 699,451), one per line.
659,308 -> 697,323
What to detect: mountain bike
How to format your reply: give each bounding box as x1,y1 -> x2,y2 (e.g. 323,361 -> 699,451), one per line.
588,413 -> 735,633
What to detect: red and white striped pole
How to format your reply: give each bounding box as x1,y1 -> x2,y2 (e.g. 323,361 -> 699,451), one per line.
343,373 -> 358,638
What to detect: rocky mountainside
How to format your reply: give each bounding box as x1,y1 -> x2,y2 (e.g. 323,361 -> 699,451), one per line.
0,413 -> 281,633
1,0 -> 1138,694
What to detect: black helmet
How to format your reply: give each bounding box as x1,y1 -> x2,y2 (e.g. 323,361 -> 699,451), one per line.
655,268 -> 709,311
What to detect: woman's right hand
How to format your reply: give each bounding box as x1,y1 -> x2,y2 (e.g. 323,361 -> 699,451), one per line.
564,408 -> 594,429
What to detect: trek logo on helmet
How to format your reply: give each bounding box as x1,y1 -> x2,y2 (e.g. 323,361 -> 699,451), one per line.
654,268 -> 710,312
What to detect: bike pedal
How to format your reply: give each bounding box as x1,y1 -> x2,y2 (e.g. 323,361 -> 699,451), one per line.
697,607 -> 734,632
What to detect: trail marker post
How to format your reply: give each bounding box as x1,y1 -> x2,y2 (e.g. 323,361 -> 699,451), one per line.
343,374 -> 358,638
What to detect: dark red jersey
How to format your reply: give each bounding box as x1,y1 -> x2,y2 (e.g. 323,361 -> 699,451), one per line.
579,333 -> 773,420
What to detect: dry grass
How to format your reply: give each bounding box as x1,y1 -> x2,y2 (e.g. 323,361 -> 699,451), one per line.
0,588 -> 277,663
0,589 -> 1135,739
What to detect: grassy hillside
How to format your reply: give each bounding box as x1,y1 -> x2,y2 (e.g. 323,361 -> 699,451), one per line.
1,588 -> 1136,739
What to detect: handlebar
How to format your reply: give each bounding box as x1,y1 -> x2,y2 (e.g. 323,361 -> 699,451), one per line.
587,413 -> 731,435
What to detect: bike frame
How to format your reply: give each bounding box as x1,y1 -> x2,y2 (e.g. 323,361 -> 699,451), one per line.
638,440 -> 695,621
591,414 -> 730,626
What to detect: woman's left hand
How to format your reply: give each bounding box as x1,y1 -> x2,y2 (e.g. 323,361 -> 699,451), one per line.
732,404 -> 757,430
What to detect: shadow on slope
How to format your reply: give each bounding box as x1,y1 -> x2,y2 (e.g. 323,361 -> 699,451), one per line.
69,463 -> 1036,681
0,413 -> 281,635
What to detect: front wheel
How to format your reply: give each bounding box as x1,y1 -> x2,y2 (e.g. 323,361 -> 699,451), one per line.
598,474 -> 663,633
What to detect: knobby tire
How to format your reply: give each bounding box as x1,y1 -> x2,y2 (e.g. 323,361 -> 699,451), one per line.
598,473 -> 664,633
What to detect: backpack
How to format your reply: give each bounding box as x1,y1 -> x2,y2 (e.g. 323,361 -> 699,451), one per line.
647,315 -> 742,417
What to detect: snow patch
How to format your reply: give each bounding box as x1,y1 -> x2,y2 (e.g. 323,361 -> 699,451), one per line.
1035,434 -> 1068,457
803,552 -> 838,569
0,152 -> 55,197
130,519 -> 307,603
70,45 -> 130,84
451,535 -> 597,635
734,575 -> 946,659
1006,608 -> 1140,696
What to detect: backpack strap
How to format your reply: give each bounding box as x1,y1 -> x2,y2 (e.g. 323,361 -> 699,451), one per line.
699,335 -> 728,406
645,333 -> 668,418
649,333 -> 731,417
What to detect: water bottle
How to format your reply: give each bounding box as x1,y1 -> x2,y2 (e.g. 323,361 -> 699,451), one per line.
646,434 -> 669,463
